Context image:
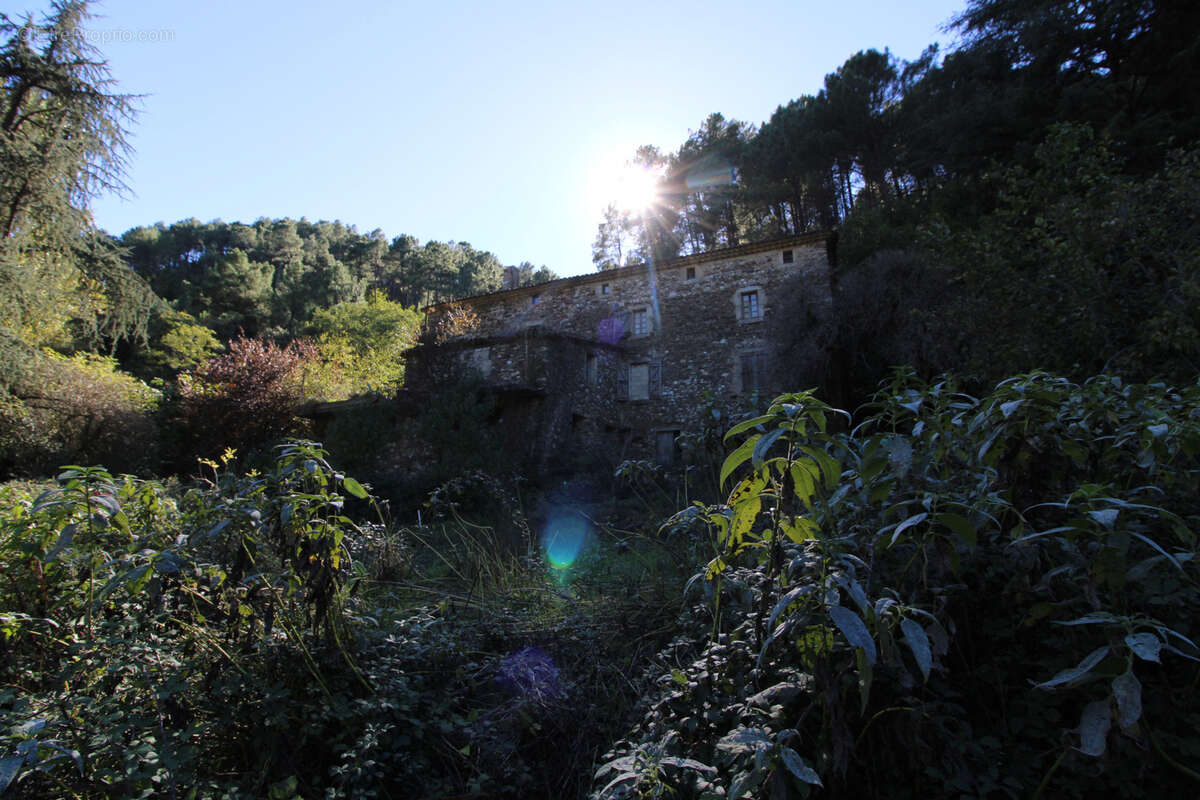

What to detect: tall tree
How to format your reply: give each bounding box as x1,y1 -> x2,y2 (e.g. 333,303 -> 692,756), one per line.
0,0 -> 156,351
591,202 -> 639,270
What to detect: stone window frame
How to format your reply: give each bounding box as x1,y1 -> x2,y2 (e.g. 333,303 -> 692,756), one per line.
782,249 -> 794,264
629,305 -> 651,337
617,359 -> 662,401
599,282 -> 611,296
733,285 -> 766,323
684,265 -> 698,281
530,293 -> 540,306
734,346 -> 769,395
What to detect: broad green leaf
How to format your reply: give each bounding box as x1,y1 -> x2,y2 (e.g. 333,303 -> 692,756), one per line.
890,512 -> 928,545
705,556 -> 727,580
723,414 -> 776,442
1061,439 -> 1088,464
780,515 -> 818,544
751,427 -> 785,470
842,577 -> 869,614
717,727 -> 771,755
341,476 -> 368,499
829,605 -> 876,665
1112,670 -> 1142,731
659,756 -> 716,776
869,480 -> 894,504
730,495 -> 762,547
109,510 -> 131,535
901,617 -> 932,681
798,446 -> 842,490
1147,423 -> 1168,438
721,434 -> 761,488
1125,632 -> 1162,662
729,474 -> 766,506
125,563 -> 153,594
780,747 -> 822,786
936,512 -> 977,547
762,585 -> 817,655
1077,700 -> 1111,757
999,399 -> 1023,419
1034,646 -> 1109,689
789,462 -> 817,509
0,755 -> 22,794
1127,530 -> 1185,572
43,523 -> 76,562
16,719 -> 45,735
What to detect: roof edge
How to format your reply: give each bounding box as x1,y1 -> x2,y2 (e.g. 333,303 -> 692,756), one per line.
424,232 -> 832,312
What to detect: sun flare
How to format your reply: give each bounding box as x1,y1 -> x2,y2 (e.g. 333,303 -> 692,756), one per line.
589,160 -> 662,215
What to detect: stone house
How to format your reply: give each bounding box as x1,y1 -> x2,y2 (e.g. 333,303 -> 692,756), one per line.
406,233 -> 835,471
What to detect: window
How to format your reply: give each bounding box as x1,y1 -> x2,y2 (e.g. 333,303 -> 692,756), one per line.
601,283 -> 610,295
629,363 -> 650,400
740,290 -> 761,320
531,294 -> 539,305
618,361 -> 661,401
685,266 -> 696,280
631,308 -> 649,336
739,350 -> 768,394
782,249 -> 794,264
733,286 -> 766,322
656,430 -> 681,465
585,352 -> 598,385
466,346 -> 492,378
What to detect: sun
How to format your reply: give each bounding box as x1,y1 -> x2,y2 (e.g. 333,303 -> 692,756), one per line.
608,164 -> 660,213
587,157 -> 662,216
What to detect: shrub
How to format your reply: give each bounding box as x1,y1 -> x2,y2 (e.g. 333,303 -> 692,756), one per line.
172,336 -> 317,470
594,373 -> 1200,799
0,343 -> 158,478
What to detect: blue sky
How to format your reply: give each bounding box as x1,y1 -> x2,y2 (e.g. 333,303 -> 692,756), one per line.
75,0 -> 966,277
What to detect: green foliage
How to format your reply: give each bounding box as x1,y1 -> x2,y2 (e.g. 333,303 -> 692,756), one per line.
593,373 -> 1200,799
122,219 -> 511,343
926,125 -> 1200,384
0,441 -> 697,798
0,2 -> 158,354
141,310 -> 223,376
0,345 -> 159,478
0,442 -> 388,797
305,290 -> 422,399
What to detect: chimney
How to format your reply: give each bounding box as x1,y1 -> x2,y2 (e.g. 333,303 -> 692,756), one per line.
502,266 -> 521,290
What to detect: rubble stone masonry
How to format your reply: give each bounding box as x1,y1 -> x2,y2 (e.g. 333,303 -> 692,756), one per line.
413,233 -> 833,466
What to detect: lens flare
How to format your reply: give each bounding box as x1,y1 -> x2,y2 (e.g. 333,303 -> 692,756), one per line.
541,511 -> 589,570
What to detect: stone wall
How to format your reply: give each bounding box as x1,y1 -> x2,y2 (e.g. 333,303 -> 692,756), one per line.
416,233 -> 834,466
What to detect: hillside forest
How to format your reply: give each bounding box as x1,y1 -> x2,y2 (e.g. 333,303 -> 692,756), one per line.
3,0 -> 1200,798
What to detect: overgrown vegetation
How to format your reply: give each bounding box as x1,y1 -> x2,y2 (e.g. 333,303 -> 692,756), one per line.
0,442 -> 694,797
3,0 -> 1200,796
593,373 -> 1200,798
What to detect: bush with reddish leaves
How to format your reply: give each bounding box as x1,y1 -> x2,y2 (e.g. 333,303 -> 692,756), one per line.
172,336 -> 318,470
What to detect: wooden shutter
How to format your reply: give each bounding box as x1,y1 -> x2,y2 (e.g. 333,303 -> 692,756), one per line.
649,361 -> 662,397
617,362 -> 629,400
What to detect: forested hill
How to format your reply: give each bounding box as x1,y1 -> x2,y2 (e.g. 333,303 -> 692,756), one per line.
595,0 -> 1200,272
595,0 -> 1200,397
117,218 -> 557,340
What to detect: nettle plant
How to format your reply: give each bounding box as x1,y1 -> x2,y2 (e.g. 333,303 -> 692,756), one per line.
593,373 -> 1200,800
0,440 -> 375,797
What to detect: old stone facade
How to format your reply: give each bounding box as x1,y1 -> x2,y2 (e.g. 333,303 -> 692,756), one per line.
408,233 -> 834,469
